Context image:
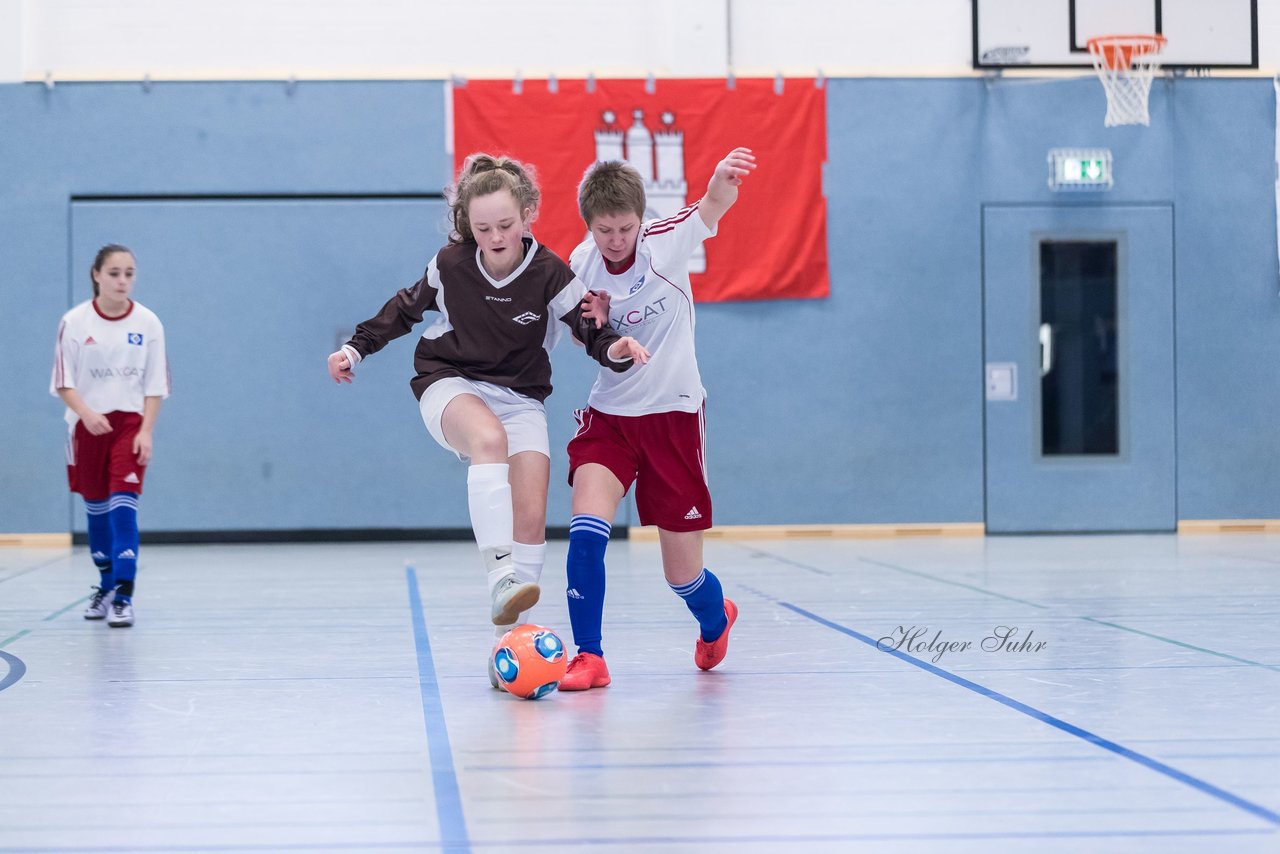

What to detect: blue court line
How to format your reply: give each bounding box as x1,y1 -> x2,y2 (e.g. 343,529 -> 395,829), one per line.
0,555 -> 68,586
464,751 -> 1280,772
781,601 -> 1280,827
406,565 -> 471,854
747,550 -> 1280,672
854,556 -> 1051,609
0,629 -> 32,650
41,594 -> 95,622
0,828 -> 1272,853
0,768 -> 422,779
467,754 -> 1120,771
103,675 -> 414,683
0,844 -> 439,853
740,547 -> 834,576
0,650 -> 27,693
1080,616 -> 1280,672
0,593 -> 95,649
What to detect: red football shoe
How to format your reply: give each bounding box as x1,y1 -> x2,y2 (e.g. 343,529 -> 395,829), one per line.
694,598 -> 738,671
559,652 -> 611,691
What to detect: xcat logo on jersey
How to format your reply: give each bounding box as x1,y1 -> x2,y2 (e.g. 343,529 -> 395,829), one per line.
610,296 -> 670,332
127,333 -> 143,345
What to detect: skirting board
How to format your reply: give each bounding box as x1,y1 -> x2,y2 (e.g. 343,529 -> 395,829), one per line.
628,523 -> 986,541
0,533 -> 72,548
1177,519 -> 1280,534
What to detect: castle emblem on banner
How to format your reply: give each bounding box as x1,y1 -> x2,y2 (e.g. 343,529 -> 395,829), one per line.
595,109 -> 706,274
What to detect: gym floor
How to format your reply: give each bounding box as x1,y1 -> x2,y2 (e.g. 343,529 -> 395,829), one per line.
1,534 -> 1277,852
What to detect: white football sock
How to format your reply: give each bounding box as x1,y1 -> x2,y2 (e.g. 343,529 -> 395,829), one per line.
467,463 -> 514,586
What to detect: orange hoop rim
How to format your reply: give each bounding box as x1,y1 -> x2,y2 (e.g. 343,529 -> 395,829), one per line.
1086,34 -> 1168,70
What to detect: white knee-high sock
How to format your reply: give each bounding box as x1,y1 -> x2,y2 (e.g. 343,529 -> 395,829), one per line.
467,463 -> 514,593
493,540 -> 547,643
512,540 -> 546,588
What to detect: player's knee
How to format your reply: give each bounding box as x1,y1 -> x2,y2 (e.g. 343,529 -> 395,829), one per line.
469,424 -> 509,460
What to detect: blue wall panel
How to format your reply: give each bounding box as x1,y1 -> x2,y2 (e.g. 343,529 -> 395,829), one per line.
1,81 -> 446,533
2,77 -> 1277,534
1172,81 -> 1280,519
812,79 -> 986,524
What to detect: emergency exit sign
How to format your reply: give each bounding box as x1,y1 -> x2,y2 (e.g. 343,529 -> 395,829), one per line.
1048,148 -> 1113,191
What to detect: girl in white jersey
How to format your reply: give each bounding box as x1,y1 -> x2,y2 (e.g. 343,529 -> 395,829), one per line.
52,244 -> 171,628
560,148 -> 756,690
326,154 -> 648,689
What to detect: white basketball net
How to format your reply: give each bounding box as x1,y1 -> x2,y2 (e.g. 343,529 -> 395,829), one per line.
1087,35 -> 1167,127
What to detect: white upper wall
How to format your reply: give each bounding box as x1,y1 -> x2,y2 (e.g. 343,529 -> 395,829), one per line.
1,0 -> 21,82
728,0 -> 972,75
4,0 -> 1277,84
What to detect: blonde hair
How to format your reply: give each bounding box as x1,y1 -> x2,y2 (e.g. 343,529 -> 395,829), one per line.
447,153 -> 541,244
578,160 -> 646,225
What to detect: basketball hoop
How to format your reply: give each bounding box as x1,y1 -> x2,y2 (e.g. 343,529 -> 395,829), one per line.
1086,34 -> 1167,127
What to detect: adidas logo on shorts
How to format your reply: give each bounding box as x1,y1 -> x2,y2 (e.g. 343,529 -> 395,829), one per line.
116,549 -> 136,559
684,506 -> 703,520
123,472 -> 140,484
566,588 -> 585,600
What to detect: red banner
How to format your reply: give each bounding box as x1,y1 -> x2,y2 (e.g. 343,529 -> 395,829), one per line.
452,78 -> 828,302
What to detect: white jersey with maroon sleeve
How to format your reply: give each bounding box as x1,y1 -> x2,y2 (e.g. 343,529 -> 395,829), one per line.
51,299 -> 171,427
569,203 -> 716,416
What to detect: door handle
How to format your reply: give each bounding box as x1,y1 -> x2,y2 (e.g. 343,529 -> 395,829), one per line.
1039,323 -> 1054,377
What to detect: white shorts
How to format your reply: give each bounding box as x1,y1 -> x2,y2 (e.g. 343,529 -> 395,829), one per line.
418,376 -> 549,461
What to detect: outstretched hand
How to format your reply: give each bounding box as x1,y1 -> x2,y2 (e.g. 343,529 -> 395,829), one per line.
327,350 -> 355,384
608,336 -> 650,366
714,147 -> 757,187
580,289 -> 613,329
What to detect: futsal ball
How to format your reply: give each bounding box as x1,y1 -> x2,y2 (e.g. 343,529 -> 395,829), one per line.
492,624 -> 567,700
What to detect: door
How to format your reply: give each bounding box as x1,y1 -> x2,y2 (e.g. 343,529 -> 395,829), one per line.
983,205 -> 1175,532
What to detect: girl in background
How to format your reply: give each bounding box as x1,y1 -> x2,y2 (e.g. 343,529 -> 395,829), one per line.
53,244 -> 171,628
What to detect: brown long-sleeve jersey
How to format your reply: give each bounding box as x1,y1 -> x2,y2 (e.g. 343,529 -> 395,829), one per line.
346,237 -> 629,402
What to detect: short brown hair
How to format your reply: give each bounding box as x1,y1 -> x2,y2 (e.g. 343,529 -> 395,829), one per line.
447,153 -> 541,244
577,160 -> 646,225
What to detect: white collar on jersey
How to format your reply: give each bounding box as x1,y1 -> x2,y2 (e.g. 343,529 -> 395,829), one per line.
476,235 -> 539,289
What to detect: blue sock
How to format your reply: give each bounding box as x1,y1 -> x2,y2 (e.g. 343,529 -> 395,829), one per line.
566,514 -> 610,657
671,568 -> 727,642
85,499 -> 114,590
108,493 -> 140,601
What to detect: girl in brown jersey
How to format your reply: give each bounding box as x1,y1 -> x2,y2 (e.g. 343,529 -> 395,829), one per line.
326,154 -> 647,687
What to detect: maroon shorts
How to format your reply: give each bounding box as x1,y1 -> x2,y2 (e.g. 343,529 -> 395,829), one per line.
567,405 -> 712,532
66,411 -> 147,500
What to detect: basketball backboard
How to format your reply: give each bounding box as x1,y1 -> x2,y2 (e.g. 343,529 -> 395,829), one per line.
973,0 -> 1258,70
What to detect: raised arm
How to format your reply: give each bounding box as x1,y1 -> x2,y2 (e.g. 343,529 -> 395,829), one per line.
697,147 -> 758,231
